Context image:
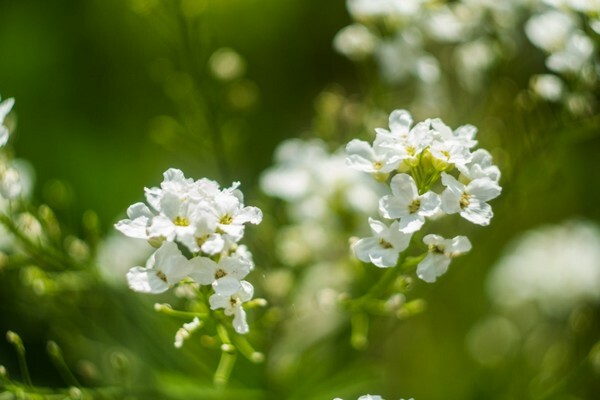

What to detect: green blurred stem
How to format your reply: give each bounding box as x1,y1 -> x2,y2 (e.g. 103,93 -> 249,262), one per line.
46,341 -> 81,388
6,332 -> 32,388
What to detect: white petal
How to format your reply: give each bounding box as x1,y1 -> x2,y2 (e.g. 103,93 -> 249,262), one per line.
468,178 -> 502,202
221,257 -> 251,280
0,127 -> 8,147
232,306 -> 249,334
390,173 -> 418,199
441,188 -> 461,214
389,109 -> 413,135
126,266 -> 169,293
461,199 -> 493,226
398,213 -> 424,233
201,234 -> 225,255
213,276 -> 242,296
346,139 -> 375,171
417,253 -> 451,283
188,257 -> 218,285
115,217 -> 150,239
127,202 -> 154,219
448,236 -> 472,255
234,206 -> 263,225
379,194 -> 411,219
418,191 -> 440,216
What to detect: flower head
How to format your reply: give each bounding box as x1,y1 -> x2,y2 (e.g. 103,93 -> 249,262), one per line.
352,218 -> 412,268
417,234 -> 472,282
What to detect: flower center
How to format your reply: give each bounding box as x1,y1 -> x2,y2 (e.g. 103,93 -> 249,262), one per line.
196,235 -> 208,248
379,239 -> 393,249
220,214 -> 233,225
215,269 -> 226,279
230,296 -> 241,308
373,161 -> 383,170
173,216 -> 189,226
459,193 -> 470,209
431,245 -> 445,255
156,270 -> 168,283
408,198 -> 421,214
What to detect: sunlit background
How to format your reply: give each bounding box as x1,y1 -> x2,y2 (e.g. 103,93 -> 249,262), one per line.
0,0 -> 599,399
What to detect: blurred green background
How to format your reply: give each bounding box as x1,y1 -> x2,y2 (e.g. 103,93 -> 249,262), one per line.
0,0 -> 599,399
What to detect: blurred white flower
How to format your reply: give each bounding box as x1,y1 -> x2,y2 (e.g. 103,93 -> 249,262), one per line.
530,74 -> 565,102
525,10 -> 576,53
487,220 -> 600,316
333,24 -> 379,61
189,255 -> 252,295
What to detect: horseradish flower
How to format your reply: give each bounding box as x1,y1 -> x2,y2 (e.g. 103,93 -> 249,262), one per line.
333,24 -> 379,61
211,187 -> 263,242
441,173 -> 501,226
209,280 -> 254,334
352,218 -> 412,268
115,202 -> 156,241
126,241 -> 194,293
0,96 -> 14,147
379,174 -> 440,233
417,234 -> 472,282
189,255 -> 252,295
346,137 -> 405,174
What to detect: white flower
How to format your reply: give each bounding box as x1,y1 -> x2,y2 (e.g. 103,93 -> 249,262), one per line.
115,202 -> 155,241
209,280 -> 254,334
457,149 -> 501,183
346,137 -> 404,174
441,173 -> 501,226
417,234 -> 472,282
177,209 -> 224,254
352,218 -> 412,268
189,255 -> 252,294
333,395 -> 384,400
334,24 -> 379,61
126,241 -> 193,293
210,187 -> 262,242
379,174 -> 440,233
0,96 -> 15,147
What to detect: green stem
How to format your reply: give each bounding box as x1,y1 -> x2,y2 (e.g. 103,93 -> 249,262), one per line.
6,332 -> 32,388
46,341 -> 81,388
213,350 -> 236,387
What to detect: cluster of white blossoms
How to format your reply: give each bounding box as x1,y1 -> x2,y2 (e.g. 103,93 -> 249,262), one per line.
525,1 -> 599,113
335,0 -> 599,113
116,168 -> 262,334
347,109 -> 501,282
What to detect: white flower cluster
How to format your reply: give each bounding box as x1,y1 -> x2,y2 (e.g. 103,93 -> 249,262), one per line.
116,168 -> 262,334
335,0 -> 599,112
347,109 -> 501,282
525,1 -> 599,112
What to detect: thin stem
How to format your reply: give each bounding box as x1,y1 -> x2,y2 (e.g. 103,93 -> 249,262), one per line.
154,303 -> 209,320
5,332 -> 32,387
213,350 -> 236,387
46,341 -> 81,388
